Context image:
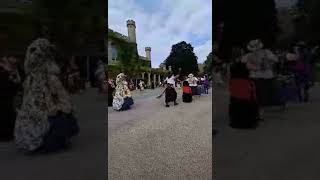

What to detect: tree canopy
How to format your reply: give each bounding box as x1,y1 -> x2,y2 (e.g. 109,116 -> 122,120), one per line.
215,0 -> 278,59
164,41 -> 199,76
28,0 -> 106,53
294,0 -> 320,44
203,52 -> 213,76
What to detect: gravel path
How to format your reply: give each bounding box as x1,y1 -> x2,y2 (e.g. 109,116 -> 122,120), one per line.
108,90 -> 212,180
0,88 -> 107,180
214,84 -> 320,180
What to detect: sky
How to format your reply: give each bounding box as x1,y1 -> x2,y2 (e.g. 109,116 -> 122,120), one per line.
108,0 -> 212,68
275,0 -> 297,8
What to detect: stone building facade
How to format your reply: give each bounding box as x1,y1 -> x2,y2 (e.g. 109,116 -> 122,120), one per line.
108,19 -> 151,68
108,19 -> 168,87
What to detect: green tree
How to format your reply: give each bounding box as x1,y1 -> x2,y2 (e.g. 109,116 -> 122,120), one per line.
203,52 -> 213,76
164,41 -> 199,76
28,0 -> 106,53
216,0 -> 278,59
294,0 -> 320,43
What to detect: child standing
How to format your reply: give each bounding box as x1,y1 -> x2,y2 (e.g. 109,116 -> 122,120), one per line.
182,81 -> 192,103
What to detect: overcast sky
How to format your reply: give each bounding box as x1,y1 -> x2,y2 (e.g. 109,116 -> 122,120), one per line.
275,0 -> 297,7
108,0 -> 212,68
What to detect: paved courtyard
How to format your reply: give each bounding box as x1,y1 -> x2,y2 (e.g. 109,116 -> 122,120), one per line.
214,84 -> 320,179
108,88 -> 212,180
0,88 -> 107,180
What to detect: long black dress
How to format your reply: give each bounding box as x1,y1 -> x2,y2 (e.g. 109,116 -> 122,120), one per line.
228,62 -> 259,129
0,71 -> 19,141
165,86 -> 177,103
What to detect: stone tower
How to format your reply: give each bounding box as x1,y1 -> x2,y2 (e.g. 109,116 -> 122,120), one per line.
145,47 -> 151,61
126,19 -> 136,43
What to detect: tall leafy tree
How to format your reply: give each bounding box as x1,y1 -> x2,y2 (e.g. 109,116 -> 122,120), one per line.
164,41 -> 199,76
216,0 -> 278,59
203,52 -> 213,76
28,0 -> 106,53
294,0 -> 320,43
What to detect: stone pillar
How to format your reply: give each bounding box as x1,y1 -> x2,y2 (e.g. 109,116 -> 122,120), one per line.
158,74 -> 161,84
153,74 -> 156,86
142,72 -> 145,79
147,72 -> 151,87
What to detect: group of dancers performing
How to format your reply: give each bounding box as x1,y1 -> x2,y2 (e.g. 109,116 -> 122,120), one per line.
228,39 -> 317,129
109,72 -> 210,111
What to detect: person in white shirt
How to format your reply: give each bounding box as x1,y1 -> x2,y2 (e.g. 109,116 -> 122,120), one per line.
241,39 -> 278,120
187,73 -> 198,96
157,74 -> 179,107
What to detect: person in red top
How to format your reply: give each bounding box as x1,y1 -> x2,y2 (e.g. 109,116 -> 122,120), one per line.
229,79 -> 257,101
182,81 -> 192,103
229,61 -> 259,129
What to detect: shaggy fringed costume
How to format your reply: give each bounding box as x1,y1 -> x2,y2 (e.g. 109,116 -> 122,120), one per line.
14,39 -> 79,152
112,73 -> 134,111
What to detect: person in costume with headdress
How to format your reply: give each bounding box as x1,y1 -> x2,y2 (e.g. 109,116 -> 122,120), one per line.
113,73 -> 134,111
14,38 -> 79,153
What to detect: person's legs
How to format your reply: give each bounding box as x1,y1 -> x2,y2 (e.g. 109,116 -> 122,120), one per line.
165,95 -> 170,107
0,106 -> 16,141
165,101 -> 170,107
303,80 -> 310,102
304,86 -> 309,102
173,90 -> 178,105
253,79 -> 264,120
295,75 -> 303,103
